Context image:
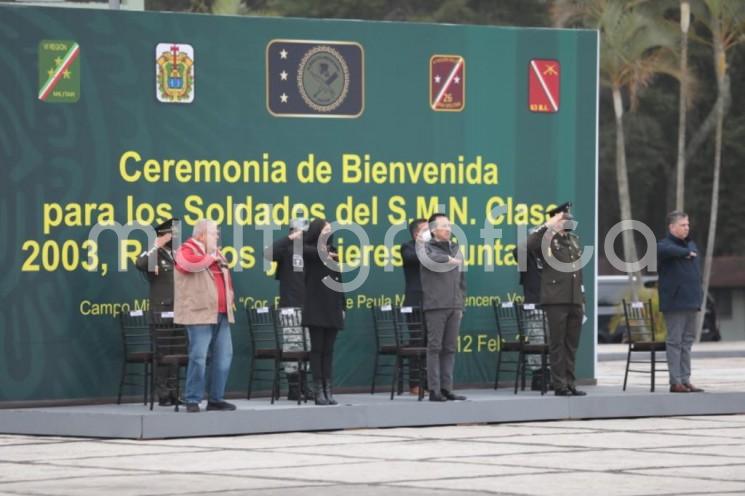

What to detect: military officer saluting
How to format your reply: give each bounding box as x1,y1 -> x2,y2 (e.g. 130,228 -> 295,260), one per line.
526,203 -> 587,396
135,218 -> 178,405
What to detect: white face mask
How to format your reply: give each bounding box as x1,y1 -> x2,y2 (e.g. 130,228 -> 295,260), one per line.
419,230 -> 432,242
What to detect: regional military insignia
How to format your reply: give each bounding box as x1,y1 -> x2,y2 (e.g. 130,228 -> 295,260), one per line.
430,55 -> 465,111
155,43 -> 194,103
266,40 -> 364,117
38,40 -> 80,103
529,59 -> 560,113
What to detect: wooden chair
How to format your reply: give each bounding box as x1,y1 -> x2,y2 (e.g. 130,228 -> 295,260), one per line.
117,310 -> 152,405
148,310 -> 188,411
391,306 -> 427,401
246,306 -> 280,403
622,299 -> 667,392
275,307 -> 310,405
370,305 -> 398,394
515,303 -> 550,395
492,301 -> 522,391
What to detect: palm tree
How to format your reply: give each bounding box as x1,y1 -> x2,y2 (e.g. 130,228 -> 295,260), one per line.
552,0 -> 680,298
692,0 -> 745,340
675,0 -> 691,210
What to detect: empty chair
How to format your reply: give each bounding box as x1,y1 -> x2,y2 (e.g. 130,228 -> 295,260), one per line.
391,306 -> 427,401
149,310 -> 189,411
515,303 -> 550,395
370,304 -> 399,394
275,307 -> 310,405
492,301 -> 522,392
622,299 -> 668,392
246,306 -> 281,403
117,310 -> 153,405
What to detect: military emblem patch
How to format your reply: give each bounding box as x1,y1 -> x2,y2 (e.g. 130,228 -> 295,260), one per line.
430,55 -> 465,112
38,40 -> 80,103
156,43 -> 194,103
529,59 -> 560,113
267,40 -> 364,118
298,45 -> 350,113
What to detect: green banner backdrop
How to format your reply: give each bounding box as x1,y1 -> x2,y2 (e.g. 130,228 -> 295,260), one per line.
0,5 -> 598,403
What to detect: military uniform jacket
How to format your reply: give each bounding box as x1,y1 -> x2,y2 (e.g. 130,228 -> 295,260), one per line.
526,226 -> 584,306
135,246 -> 175,310
264,236 -> 305,308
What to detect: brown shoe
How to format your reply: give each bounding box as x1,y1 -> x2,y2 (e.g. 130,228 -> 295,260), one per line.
409,386 -> 421,396
670,384 -> 689,393
684,383 -> 705,392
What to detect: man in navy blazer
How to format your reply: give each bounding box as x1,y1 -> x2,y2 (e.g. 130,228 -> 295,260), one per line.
657,211 -> 704,393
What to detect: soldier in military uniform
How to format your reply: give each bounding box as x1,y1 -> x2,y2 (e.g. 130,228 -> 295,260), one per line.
263,218 -> 310,401
526,204 -> 586,396
135,218 -> 178,406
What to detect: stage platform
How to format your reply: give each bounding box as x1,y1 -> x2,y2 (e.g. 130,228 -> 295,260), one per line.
1,386 -> 743,440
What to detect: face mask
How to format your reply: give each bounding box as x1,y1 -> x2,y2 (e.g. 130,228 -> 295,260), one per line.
420,230 -> 432,242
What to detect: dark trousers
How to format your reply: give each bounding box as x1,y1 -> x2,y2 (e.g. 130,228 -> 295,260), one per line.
425,309 -> 462,393
543,304 -> 583,390
308,326 -> 338,382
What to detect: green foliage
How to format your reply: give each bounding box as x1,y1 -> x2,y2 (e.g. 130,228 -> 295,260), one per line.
142,0 -> 745,257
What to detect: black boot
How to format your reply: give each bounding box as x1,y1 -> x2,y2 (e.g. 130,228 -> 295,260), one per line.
323,380 -> 338,405
287,373 -> 299,401
313,380 -> 329,406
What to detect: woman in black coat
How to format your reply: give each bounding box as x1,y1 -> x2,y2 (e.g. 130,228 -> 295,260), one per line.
302,218 -> 345,405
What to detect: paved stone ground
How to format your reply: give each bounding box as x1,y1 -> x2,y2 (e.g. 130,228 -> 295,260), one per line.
0,356 -> 743,495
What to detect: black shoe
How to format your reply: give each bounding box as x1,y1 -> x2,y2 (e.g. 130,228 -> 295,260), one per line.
554,388 -> 571,396
323,380 -> 338,406
429,391 -> 447,402
159,396 -> 182,407
568,386 -> 587,396
441,389 -> 466,401
287,373 -> 300,401
186,403 -> 200,413
206,400 -> 237,411
313,381 -> 329,405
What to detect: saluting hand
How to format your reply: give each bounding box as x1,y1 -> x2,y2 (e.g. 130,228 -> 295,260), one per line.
545,212 -> 564,231
155,232 -> 172,249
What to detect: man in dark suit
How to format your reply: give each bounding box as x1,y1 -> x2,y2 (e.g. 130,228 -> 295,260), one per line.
400,218 -> 427,395
419,213 -> 467,402
527,204 -> 586,396
657,211 -> 704,393
135,218 -> 178,406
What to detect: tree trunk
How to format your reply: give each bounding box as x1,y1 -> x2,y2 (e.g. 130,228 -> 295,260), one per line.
612,86 -> 641,301
696,20 -> 728,342
675,0 -> 690,210
685,81 -> 732,164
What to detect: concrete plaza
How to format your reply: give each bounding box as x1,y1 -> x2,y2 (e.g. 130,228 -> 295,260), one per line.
0,352 -> 743,495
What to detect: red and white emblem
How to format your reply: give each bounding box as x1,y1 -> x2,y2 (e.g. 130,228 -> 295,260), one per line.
529,59 -> 560,113
430,55 -> 465,112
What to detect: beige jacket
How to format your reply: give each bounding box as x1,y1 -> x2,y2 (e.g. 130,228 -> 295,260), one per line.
174,238 -> 235,325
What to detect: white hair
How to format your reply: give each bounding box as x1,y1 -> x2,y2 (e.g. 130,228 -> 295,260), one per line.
192,218 -> 215,238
